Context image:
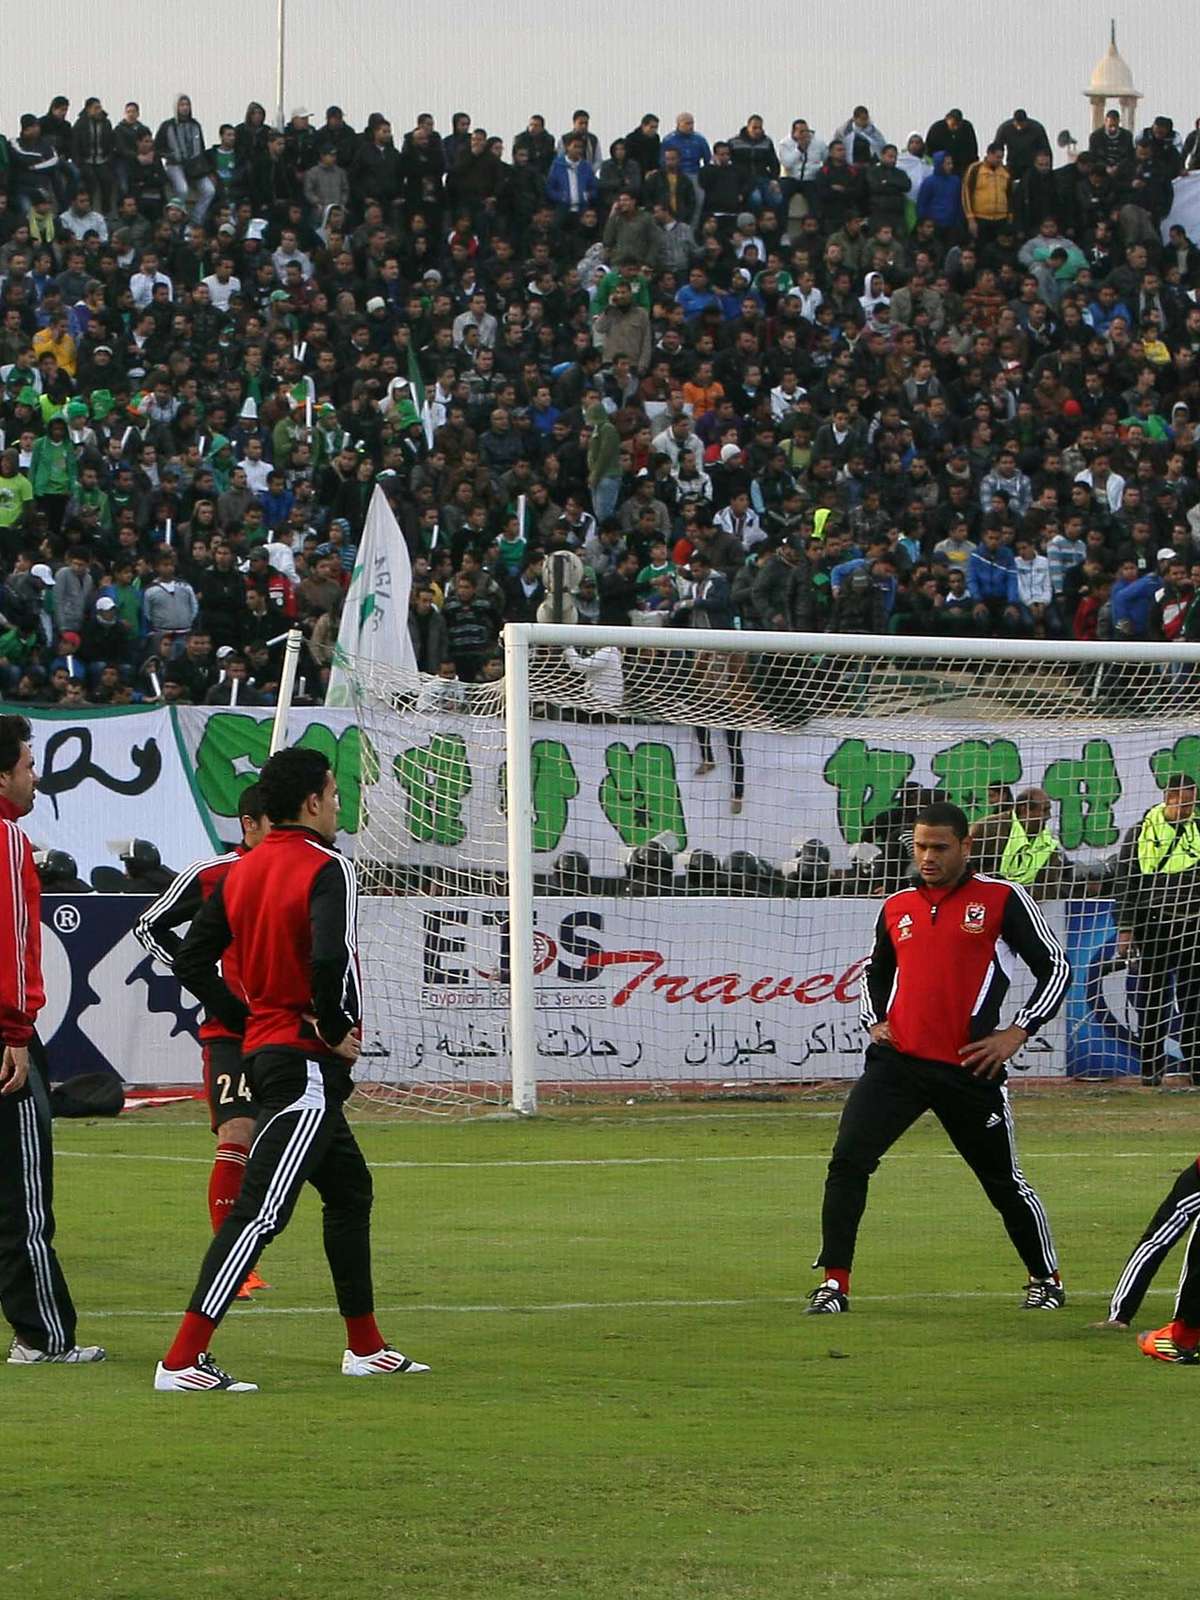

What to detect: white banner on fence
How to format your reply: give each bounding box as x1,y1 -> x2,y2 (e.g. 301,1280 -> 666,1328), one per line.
360,712 -> 1182,878
14,704 -> 1191,884
27,707 -> 216,876
360,896 -> 1067,1083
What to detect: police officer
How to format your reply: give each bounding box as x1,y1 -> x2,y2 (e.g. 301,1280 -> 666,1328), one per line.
969,787 -> 1065,901
1113,773 -> 1200,1086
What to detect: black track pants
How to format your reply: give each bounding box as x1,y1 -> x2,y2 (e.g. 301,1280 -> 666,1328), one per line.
1107,1158 -> 1200,1325
0,1038 -> 79,1354
818,1044 -> 1058,1279
186,1051 -> 374,1327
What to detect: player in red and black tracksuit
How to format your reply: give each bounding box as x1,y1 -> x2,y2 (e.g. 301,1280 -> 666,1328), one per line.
0,715 -> 104,1364
1093,1154 -> 1200,1363
135,786 -> 269,1279
155,746 -> 426,1392
808,801 -> 1070,1315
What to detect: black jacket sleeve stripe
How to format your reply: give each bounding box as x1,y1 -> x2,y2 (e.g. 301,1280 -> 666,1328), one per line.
134,852 -> 233,968
174,881 -> 250,1035
1002,881 -> 1070,1032
309,851 -> 360,1047
860,907 -> 896,1030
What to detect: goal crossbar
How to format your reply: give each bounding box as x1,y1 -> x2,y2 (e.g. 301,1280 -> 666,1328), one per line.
519,622 -> 1200,667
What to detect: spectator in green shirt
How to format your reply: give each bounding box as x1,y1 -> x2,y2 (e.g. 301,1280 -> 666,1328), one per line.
0,451 -> 33,556
636,537 -> 678,595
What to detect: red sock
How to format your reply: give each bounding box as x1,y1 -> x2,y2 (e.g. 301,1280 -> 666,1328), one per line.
823,1268 -> 850,1294
163,1311 -> 217,1371
1169,1319 -> 1200,1351
208,1141 -> 249,1234
344,1313 -> 384,1356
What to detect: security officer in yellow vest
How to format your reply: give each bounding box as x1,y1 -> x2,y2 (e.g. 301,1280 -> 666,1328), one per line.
969,787 -> 1065,901
1113,773 -> 1200,1086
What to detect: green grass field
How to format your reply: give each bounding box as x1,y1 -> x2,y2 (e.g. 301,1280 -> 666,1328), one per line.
7,1090 -> 1200,1599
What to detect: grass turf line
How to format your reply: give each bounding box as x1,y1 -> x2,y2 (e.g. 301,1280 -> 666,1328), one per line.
6,1093 -> 1199,1599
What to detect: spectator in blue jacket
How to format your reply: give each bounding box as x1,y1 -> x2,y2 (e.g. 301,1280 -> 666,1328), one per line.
675,264 -> 720,321
660,112 -> 711,177
1083,283 -> 1133,336
916,150 -> 964,235
546,137 -> 598,216
967,526 -> 1022,632
1110,559 -> 1164,639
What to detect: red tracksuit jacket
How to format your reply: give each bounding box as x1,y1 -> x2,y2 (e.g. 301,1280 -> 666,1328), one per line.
859,869 -> 1069,1066
135,847 -> 247,1041
175,824 -> 360,1061
0,795 -> 44,1047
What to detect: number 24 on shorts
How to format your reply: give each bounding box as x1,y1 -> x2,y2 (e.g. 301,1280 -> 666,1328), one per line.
216,1072 -> 254,1106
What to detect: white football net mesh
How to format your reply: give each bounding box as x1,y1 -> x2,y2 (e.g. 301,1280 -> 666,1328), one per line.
348,639 -> 1200,1112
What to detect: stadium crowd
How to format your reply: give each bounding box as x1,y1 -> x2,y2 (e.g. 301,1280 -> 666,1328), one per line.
1,91 -> 1200,704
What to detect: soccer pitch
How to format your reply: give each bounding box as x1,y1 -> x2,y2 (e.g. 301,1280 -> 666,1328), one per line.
9,1092 -> 1200,1599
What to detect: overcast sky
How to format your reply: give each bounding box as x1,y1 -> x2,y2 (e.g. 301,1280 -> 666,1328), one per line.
3,3 -> 1195,158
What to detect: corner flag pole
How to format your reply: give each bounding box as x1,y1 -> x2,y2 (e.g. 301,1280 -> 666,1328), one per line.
269,626 -> 304,754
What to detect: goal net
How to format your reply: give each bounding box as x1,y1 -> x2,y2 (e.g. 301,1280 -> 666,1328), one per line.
347,626 -> 1200,1114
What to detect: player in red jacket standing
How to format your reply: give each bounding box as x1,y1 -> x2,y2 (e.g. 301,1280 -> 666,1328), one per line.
155,746 -> 428,1392
807,801 -> 1070,1315
135,784 -> 271,1299
0,715 -> 105,1365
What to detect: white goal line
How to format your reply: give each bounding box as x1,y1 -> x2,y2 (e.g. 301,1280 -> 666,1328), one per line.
76,1288 -> 1165,1320
54,1148 -> 1196,1170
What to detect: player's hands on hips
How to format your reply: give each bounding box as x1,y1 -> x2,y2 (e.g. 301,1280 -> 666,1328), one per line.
868,1021 -> 893,1046
331,1030 -> 361,1065
303,1014 -> 362,1065
0,1045 -> 30,1095
959,1025 -> 1027,1079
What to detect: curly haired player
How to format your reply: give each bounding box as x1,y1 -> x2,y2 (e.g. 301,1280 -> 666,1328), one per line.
154,746 -> 427,1392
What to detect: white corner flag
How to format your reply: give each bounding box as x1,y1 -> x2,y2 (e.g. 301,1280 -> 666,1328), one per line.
326,484 -> 419,705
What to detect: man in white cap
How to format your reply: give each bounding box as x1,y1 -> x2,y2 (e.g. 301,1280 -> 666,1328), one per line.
284,107 -> 318,173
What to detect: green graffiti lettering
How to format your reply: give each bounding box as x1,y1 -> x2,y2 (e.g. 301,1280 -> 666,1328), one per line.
599,742 -> 687,849
1043,739 -> 1121,848
529,740 -> 580,852
194,712 -> 272,817
393,734 -> 473,845
194,713 -> 365,833
822,739 -> 914,842
1150,735 -> 1200,794
931,739 -> 1021,820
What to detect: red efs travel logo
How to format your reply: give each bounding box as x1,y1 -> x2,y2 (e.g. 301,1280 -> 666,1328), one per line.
584,947 -> 867,1009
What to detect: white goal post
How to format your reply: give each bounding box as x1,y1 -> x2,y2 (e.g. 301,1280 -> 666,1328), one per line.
346,625 -> 1200,1116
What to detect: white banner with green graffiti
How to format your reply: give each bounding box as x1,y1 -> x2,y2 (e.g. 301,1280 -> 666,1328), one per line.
21,704 -> 363,876
352,712 -> 1197,876
14,704 -> 1200,878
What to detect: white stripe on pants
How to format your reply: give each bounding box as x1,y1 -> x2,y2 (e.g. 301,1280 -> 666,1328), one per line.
200,1062 -> 326,1318
17,1096 -> 68,1353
